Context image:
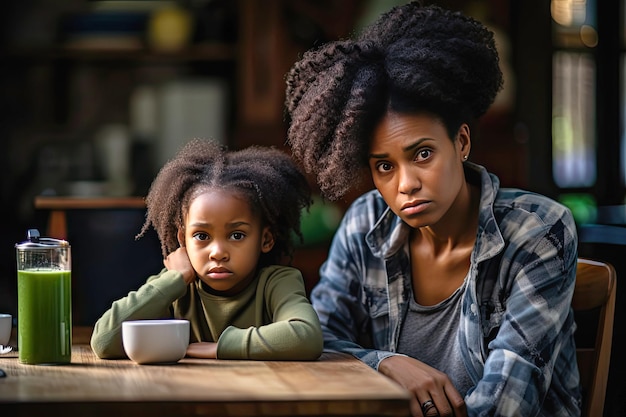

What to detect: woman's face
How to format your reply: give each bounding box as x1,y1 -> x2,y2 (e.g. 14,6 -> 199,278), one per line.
368,111 -> 470,229
181,188 -> 274,295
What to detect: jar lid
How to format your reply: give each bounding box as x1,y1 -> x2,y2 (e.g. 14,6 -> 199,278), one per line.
15,229 -> 70,249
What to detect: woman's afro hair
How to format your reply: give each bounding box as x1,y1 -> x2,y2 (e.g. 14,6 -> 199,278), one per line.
284,1 -> 503,200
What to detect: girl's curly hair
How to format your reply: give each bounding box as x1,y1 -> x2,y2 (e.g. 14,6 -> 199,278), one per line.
284,1 -> 503,201
136,139 -> 312,267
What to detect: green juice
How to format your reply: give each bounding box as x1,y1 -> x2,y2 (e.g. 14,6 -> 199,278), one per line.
17,269 -> 72,364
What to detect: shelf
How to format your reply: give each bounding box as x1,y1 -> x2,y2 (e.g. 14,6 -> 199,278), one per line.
4,42 -> 237,63
34,196 -> 148,240
34,196 -> 146,210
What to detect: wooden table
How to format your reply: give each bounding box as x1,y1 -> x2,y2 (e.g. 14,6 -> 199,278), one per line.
0,329 -> 410,417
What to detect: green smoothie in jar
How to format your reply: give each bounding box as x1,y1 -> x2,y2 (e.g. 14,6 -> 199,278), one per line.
16,229 -> 72,365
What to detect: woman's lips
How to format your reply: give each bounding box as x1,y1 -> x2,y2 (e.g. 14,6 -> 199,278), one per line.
401,200 -> 429,215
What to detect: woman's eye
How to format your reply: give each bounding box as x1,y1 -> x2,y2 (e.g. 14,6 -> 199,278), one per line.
231,232 -> 246,241
376,162 -> 393,173
415,149 -> 432,161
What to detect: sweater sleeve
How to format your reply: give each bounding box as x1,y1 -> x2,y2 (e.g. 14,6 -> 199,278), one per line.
90,268 -> 188,358
216,266 -> 324,361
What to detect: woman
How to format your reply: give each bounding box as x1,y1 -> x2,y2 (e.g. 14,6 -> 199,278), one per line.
284,2 -> 581,416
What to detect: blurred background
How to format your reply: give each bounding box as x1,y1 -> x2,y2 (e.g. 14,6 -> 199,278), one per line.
0,0 -> 624,414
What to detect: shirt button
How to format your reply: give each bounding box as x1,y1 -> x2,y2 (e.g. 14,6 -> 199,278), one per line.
470,303 -> 478,315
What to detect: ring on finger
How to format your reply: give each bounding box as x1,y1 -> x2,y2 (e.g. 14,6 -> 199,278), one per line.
421,399 -> 436,414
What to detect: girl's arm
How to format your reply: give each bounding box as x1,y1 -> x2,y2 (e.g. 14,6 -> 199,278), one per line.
215,266 -> 323,360
90,269 -> 187,358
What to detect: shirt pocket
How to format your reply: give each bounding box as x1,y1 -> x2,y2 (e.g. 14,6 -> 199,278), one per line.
359,285 -> 391,349
362,285 -> 389,318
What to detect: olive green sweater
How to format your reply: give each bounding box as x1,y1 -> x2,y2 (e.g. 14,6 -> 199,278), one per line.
90,265 -> 323,361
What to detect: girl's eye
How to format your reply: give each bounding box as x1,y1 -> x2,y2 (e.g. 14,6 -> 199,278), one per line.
376,162 -> 393,173
192,232 -> 209,241
415,149 -> 432,161
231,232 -> 246,241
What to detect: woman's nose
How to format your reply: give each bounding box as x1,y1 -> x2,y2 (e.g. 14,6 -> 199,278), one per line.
398,165 -> 420,195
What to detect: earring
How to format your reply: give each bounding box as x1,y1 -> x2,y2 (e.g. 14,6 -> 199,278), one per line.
463,155 -> 468,161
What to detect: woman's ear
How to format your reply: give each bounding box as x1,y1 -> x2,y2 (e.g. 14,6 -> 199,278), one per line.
457,124 -> 471,159
177,229 -> 185,247
261,227 -> 275,253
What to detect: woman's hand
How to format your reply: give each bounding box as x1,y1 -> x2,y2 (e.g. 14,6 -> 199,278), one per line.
186,342 -> 218,359
378,355 -> 467,417
163,247 -> 196,284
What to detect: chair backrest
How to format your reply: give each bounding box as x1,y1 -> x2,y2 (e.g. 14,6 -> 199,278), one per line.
573,258 -> 617,417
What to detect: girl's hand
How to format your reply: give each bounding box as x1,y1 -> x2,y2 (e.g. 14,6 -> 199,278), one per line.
163,247 -> 196,284
378,355 -> 467,417
186,342 -> 218,359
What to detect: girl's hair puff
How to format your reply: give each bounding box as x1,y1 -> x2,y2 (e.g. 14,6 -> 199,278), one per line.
137,139 -> 312,266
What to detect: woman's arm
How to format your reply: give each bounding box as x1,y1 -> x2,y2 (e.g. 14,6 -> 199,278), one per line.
467,208 -> 579,416
310,196 -> 403,368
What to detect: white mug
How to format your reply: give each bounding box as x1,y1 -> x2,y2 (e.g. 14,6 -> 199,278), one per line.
0,314 -> 12,347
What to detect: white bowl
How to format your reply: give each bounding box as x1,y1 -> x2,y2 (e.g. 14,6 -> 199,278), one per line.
122,319 -> 190,364
0,314 -> 11,346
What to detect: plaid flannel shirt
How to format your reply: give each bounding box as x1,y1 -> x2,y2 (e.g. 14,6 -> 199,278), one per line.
310,162 -> 582,417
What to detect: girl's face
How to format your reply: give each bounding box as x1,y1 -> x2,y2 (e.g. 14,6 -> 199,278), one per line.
180,188 -> 274,295
368,111 -> 470,229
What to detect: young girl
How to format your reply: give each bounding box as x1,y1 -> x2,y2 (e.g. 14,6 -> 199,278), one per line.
90,139 -> 323,361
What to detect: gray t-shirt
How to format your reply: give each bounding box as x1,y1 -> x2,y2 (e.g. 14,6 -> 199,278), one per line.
397,277 -> 474,397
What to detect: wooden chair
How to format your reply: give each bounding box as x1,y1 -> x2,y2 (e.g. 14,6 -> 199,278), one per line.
573,258 -> 617,417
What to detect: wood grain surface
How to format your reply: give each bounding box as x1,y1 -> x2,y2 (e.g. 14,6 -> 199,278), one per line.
0,336 -> 410,417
